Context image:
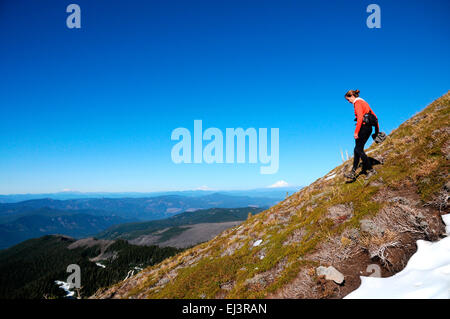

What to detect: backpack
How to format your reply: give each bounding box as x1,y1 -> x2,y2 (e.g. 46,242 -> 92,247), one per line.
363,110 -> 378,127
362,110 -> 387,144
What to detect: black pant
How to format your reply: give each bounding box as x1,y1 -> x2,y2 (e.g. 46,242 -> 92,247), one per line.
353,124 -> 372,171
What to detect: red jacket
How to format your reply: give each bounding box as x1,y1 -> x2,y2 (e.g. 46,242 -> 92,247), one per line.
353,98 -> 378,135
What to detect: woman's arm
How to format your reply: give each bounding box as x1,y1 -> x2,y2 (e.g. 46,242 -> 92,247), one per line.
354,102 -> 364,138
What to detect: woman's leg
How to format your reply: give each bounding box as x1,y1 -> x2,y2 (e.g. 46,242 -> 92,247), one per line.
355,125 -> 373,171
352,147 -> 361,172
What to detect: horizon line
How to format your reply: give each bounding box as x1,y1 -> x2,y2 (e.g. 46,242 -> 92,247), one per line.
0,185 -> 303,197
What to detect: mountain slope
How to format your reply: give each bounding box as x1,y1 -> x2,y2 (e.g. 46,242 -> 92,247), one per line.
92,92 -> 449,299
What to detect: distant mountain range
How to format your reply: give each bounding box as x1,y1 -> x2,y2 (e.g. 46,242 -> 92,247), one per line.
0,192 -> 284,249
0,187 -> 300,203
0,193 -> 280,221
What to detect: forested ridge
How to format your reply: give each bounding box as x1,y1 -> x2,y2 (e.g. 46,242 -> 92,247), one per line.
0,235 -> 181,299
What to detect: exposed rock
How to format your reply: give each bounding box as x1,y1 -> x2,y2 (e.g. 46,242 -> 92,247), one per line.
256,247 -> 267,260
311,191 -> 327,202
156,277 -> 170,286
360,219 -> 385,236
220,281 -> 234,290
283,228 -> 306,246
220,240 -> 244,257
316,266 -> 345,284
369,178 -> 384,187
245,258 -> 288,289
345,228 -> 360,241
326,203 -> 354,223
245,273 -> 267,287
443,140 -> 450,161
444,181 -> 450,192
389,196 -> 412,205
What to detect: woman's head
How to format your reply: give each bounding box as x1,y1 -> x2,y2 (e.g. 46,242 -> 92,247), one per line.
345,89 -> 360,103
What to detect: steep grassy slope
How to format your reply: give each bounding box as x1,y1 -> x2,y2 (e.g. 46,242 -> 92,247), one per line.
92,92 -> 449,299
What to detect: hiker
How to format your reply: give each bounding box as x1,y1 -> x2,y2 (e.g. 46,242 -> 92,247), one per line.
344,89 -> 379,180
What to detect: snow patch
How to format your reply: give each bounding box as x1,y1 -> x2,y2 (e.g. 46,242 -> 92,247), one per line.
345,214 -> 450,299
54,280 -> 75,297
123,266 -> 144,281
96,262 -> 106,268
442,214 -> 450,235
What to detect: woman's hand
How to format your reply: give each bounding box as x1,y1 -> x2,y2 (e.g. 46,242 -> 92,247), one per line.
354,133 -> 359,139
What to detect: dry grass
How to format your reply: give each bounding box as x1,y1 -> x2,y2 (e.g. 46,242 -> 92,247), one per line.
412,158 -> 441,180
282,227 -> 306,246
307,228 -> 361,265
360,229 -> 401,268
267,267 -> 316,299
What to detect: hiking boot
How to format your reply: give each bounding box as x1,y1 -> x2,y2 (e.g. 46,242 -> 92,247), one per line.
363,168 -> 377,178
344,169 -> 356,180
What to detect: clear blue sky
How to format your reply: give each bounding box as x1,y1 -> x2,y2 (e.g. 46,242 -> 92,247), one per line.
0,0 -> 449,194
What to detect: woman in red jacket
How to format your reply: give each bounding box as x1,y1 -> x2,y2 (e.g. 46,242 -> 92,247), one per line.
344,89 -> 378,180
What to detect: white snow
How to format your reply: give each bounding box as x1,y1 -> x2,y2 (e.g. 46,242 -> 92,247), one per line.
442,214 -> 450,235
123,266 -> 144,281
325,173 -> 336,181
54,280 -> 75,297
253,240 -> 262,247
96,262 -> 106,268
123,269 -> 134,281
345,214 -> 450,299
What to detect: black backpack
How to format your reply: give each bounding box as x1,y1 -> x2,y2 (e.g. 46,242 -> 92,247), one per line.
363,111 -> 386,143
363,110 -> 378,127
